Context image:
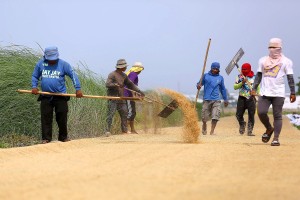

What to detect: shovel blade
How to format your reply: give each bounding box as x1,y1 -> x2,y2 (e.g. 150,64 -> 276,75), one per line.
158,100 -> 178,118
225,48 -> 244,75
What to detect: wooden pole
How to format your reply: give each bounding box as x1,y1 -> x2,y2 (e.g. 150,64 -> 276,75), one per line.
16,89 -> 142,101
194,38 -> 211,109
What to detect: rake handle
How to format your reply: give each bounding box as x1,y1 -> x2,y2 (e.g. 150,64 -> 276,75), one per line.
17,89 -> 142,101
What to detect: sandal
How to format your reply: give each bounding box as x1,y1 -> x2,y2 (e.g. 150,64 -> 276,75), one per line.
262,128 -> 274,143
271,140 -> 280,146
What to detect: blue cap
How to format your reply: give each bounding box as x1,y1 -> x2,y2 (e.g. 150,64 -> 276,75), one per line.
211,62 -> 220,69
44,46 -> 59,60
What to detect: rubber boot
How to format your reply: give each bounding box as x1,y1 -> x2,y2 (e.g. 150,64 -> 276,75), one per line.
247,123 -> 255,136
239,121 -> 246,135
129,120 -> 138,134
210,119 -> 218,135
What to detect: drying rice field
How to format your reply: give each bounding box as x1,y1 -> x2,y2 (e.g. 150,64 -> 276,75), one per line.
1,115 -> 300,200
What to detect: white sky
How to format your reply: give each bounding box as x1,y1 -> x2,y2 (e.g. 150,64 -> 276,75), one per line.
2,0 -> 300,95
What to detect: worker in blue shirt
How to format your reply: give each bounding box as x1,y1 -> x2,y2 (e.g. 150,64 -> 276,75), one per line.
196,62 -> 229,135
32,46 -> 83,144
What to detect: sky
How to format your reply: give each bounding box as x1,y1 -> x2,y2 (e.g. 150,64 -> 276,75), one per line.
1,0 -> 300,95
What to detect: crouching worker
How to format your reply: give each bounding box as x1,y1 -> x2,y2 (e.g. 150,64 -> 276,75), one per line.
31,46 -> 83,144
196,62 -> 229,135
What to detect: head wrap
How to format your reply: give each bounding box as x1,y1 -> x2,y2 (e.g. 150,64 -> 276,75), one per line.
241,63 -> 254,78
269,38 -> 282,48
211,62 -> 220,70
44,46 -> 59,60
126,62 -> 144,75
264,38 -> 283,70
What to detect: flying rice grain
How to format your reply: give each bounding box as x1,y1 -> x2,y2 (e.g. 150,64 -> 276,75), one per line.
161,89 -> 200,143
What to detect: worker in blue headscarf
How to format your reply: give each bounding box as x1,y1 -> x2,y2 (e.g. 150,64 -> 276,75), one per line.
196,62 -> 228,135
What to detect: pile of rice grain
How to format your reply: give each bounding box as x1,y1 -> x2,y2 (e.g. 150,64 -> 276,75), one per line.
161,89 -> 200,143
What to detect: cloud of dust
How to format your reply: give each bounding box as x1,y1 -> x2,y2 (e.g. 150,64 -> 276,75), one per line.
161,89 -> 200,143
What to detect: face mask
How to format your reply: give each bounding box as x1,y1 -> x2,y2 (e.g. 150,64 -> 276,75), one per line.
269,47 -> 282,59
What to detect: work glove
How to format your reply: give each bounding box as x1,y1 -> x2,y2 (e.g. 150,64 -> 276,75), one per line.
224,101 -> 229,107
76,90 -> 83,98
32,88 -> 39,95
290,94 -> 296,103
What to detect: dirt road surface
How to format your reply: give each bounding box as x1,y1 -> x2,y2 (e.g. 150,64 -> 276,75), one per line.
1,115 -> 300,200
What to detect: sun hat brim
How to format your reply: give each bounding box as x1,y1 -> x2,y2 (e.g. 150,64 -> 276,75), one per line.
115,64 -> 128,68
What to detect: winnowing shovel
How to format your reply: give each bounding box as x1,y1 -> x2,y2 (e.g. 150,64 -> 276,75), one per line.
225,48 -> 253,90
225,48 -> 244,75
157,100 -> 179,118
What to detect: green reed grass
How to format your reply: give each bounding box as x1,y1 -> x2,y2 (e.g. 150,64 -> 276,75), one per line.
0,45 -> 109,147
0,45 -> 41,140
